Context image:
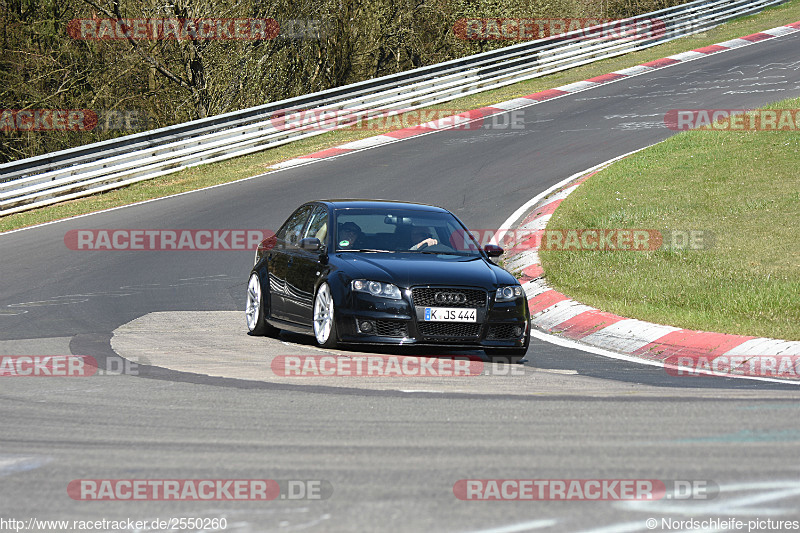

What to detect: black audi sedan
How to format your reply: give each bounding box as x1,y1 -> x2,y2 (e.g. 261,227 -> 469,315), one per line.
245,200 -> 530,359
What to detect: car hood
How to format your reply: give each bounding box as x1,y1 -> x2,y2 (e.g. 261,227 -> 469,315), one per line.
333,252 -> 516,289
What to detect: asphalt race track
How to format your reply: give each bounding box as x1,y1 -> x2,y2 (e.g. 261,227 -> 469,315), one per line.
2,30 -> 800,533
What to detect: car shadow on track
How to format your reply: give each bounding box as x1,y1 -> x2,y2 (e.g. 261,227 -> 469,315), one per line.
273,329 -> 525,364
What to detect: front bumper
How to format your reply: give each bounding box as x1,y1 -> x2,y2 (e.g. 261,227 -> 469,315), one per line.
335,288 -> 529,348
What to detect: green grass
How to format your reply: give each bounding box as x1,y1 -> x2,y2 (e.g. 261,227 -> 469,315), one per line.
539,97 -> 800,341
2,0 -> 800,233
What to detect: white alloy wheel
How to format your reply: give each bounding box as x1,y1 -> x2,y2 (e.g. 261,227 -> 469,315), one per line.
313,283 -> 337,347
246,273 -> 262,333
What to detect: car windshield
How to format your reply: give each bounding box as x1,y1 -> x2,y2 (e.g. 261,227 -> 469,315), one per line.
334,208 -> 483,256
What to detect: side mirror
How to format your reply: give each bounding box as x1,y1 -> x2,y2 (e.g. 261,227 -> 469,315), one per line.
299,237 -> 323,252
484,244 -> 504,257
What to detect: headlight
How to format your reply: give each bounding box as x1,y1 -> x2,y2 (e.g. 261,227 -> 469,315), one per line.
352,279 -> 402,299
495,285 -> 524,302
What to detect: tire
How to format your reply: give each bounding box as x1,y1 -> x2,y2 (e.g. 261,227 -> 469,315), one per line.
485,347 -> 528,364
313,282 -> 338,348
246,272 -> 280,337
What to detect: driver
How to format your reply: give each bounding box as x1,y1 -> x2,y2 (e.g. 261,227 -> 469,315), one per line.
338,222 -> 364,249
409,226 -> 437,250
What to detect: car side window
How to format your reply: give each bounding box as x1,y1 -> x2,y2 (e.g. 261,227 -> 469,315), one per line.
276,205 -> 313,248
304,206 -> 329,244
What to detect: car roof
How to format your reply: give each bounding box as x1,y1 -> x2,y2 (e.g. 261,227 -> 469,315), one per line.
316,199 -> 449,213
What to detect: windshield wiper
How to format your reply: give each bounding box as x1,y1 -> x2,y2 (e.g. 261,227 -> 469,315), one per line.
339,248 -> 394,253
413,250 -> 476,256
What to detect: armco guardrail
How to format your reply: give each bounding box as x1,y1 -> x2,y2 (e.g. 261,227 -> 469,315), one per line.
0,0 -> 787,215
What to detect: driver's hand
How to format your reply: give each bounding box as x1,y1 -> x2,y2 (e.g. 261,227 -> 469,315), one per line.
411,238 -> 438,250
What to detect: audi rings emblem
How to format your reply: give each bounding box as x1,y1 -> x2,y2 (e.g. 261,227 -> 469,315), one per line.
434,292 -> 467,304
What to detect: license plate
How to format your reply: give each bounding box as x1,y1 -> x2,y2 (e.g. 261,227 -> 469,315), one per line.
424,307 -> 477,322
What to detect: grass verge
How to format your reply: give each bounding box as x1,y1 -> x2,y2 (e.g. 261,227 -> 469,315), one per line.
539,97 -> 800,341
2,0 -> 800,233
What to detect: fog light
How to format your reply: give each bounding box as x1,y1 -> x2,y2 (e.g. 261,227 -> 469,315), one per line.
513,326 -> 523,337
359,320 -> 374,333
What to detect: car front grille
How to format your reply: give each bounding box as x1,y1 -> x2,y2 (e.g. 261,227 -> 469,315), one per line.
418,322 -> 481,340
411,288 -> 487,308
